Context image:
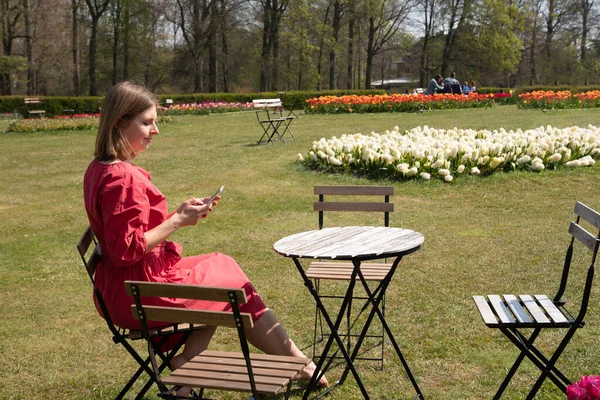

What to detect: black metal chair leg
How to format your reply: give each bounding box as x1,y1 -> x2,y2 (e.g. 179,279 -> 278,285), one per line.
525,326 -> 578,399
494,328 -> 542,399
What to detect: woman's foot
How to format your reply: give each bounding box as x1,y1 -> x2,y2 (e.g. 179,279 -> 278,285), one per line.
294,361 -> 329,387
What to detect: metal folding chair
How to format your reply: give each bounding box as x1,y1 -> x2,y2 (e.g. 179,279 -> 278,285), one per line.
253,98 -> 295,144
77,226 -> 201,400
306,185 -> 394,370
125,281 -> 310,399
473,201 -> 600,399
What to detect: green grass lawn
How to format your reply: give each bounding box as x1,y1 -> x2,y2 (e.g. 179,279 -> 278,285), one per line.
0,106 -> 599,399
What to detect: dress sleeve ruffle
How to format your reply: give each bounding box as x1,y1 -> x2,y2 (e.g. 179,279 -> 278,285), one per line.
100,169 -> 149,267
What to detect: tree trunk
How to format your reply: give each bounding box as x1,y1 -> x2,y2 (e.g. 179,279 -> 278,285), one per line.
441,0 -> 470,78
23,0 -> 34,94
72,0 -> 80,95
111,0 -> 121,86
365,16 -> 375,89
316,3 -> 330,91
329,0 -> 341,89
419,0 -> 434,87
85,0 -> 110,96
271,29 -> 279,90
123,0 -> 130,80
580,0 -> 591,85
89,16 -> 98,95
347,0 -> 354,89
529,14 -> 537,85
220,27 -> 229,92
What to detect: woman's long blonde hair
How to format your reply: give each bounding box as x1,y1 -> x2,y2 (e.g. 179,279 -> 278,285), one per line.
94,81 -> 158,161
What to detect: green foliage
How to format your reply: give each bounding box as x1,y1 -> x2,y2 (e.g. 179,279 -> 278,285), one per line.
0,96 -> 103,118
5,115 -> 173,133
0,56 -> 27,75
472,0 -> 523,77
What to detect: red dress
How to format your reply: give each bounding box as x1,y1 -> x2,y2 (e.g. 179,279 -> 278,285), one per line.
83,160 -> 266,330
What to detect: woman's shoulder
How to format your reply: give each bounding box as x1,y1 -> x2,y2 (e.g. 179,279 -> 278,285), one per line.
85,160 -> 152,184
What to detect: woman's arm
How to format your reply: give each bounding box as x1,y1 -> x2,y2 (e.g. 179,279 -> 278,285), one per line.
146,196 -> 219,253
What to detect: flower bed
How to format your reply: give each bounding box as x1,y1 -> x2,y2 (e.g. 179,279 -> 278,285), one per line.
6,115 -> 172,133
54,113 -> 100,119
304,93 -> 513,114
518,90 -> 600,109
298,125 -> 600,182
160,101 -> 253,115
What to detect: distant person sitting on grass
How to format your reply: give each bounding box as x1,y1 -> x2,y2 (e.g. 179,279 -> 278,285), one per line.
470,81 -> 477,92
444,72 -> 462,94
83,81 -> 328,396
425,74 -> 444,95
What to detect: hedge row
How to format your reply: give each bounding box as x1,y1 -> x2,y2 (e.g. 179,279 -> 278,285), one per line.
0,89 -> 386,118
3,86 -> 599,117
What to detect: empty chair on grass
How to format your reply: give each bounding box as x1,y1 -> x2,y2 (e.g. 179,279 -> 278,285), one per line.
473,201 -> 600,399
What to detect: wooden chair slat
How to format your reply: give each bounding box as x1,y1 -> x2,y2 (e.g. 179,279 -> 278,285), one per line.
200,350 -> 309,364
76,225 -> 95,258
130,306 -> 253,329
575,201 -> 600,229
191,354 -> 309,371
308,262 -> 393,270
314,202 -> 394,213
473,296 -> 499,326
569,222 -> 599,251
519,295 -> 551,324
124,281 -> 247,304
534,295 -> 569,324
503,294 -> 533,324
314,185 -> 394,196
488,295 -> 516,324
162,375 -> 284,395
182,360 -> 306,378
171,368 -> 289,385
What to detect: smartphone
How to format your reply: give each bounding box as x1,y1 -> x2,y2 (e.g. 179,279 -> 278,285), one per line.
205,185 -> 224,205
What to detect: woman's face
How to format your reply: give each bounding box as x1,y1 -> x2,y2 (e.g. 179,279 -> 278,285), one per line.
120,105 -> 159,155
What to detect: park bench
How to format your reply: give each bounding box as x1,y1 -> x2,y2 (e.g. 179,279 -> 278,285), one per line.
253,98 -> 295,144
24,97 -> 46,118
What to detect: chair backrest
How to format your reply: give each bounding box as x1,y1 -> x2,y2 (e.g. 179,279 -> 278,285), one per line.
253,98 -> 283,110
314,185 -> 394,230
77,226 -> 125,336
24,97 -> 43,105
124,281 -> 252,329
77,225 -> 101,281
556,202 -> 600,321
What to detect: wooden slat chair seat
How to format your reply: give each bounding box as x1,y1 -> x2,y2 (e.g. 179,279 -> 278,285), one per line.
125,281 -> 310,399
253,98 -> 295,144
306,262 -> 392,281
472,201 -> 600,399
306,185 -> 394,369
77,226 -> 203,400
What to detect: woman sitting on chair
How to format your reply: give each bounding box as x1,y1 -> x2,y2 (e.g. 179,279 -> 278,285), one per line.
83,81 -> 327,393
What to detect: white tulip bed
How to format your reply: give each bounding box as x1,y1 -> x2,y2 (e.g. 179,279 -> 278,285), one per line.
298,125 -> 600,182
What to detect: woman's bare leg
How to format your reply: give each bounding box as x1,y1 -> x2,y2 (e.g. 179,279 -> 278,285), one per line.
245,309 -> 328,387
171,325 -> 217,369
170,326 -> 218,396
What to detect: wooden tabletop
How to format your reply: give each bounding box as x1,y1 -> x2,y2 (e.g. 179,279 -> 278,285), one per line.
273,226 -> 424,260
